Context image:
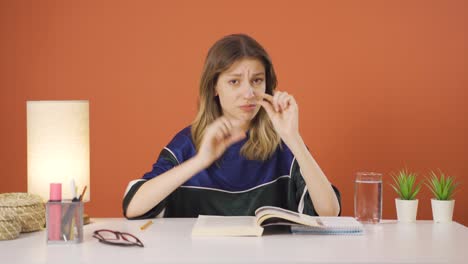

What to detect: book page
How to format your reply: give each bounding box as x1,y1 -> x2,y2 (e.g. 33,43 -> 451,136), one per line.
254,206 -> 320,227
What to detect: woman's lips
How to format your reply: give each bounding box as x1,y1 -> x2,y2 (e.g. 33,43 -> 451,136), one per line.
240,104 -> 257,112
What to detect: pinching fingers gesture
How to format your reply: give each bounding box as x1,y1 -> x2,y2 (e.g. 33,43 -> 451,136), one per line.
197,117 -> 246,167
257,91 -> 299,143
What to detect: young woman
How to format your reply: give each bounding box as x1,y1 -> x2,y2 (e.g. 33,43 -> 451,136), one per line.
123,34 -> 340,219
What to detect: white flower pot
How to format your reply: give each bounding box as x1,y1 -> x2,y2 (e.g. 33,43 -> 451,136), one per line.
395,199 -> 418,222
431,199 -> 455,223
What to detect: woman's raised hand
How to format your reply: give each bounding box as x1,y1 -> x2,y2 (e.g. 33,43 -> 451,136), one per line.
257,91 -> 300,144
196,117 -> 246,167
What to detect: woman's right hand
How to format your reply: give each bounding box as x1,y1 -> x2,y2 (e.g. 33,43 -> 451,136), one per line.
196,117 -> 246,168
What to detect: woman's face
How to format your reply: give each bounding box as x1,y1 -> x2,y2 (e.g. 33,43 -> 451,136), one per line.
215,58 -> 266,129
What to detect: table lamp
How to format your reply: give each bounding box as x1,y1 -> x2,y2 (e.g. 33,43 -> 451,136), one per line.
27,100 -> 90,211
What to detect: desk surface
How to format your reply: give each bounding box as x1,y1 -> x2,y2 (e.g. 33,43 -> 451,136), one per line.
1,218 -> 467,263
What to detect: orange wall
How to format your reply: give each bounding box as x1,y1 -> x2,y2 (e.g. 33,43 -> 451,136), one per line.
1,0 -> 467,226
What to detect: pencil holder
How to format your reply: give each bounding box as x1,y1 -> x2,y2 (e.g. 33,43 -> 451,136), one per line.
46,200 -> 83,244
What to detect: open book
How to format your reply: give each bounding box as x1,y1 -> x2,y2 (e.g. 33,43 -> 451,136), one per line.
191,206 -> 363,237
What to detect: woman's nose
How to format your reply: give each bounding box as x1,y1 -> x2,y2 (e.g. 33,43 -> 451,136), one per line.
243,85 -> 255,98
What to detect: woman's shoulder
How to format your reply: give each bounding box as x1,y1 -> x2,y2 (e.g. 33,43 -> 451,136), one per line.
167,126 -> 194,146
173,126 -> 192,140
275,141 -> 296,170
277,141 -> 294,158
166,126 -> 196,161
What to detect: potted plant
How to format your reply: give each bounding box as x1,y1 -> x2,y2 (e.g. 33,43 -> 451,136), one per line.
390,169 -> 421,222
426,170 -> 459,223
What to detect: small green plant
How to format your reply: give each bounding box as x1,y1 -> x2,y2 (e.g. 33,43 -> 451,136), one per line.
390,169 -> 421,200
426,170 -> 459,200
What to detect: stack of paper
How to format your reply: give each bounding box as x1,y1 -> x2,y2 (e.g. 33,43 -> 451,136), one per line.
290,216 -> 364,235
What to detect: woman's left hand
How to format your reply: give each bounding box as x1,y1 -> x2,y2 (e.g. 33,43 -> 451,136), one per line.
257,91 -> 300,144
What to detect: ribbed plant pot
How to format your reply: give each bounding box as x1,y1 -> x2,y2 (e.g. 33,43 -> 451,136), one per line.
395,199 -> 418,222
431,199 -> 455,223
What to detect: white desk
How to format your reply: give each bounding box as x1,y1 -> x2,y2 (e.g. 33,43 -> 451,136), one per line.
1,218 -> 467,263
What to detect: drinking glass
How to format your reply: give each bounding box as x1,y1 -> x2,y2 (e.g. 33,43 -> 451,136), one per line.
354,172 -> 382,224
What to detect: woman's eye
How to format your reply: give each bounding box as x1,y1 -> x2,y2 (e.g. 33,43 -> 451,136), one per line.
228,80 -> 239,85
253,78 -> 264,85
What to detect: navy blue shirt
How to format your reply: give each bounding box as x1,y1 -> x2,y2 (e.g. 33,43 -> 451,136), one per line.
123,126 -> 341,218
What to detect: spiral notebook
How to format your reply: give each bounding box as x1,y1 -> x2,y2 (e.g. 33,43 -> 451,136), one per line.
290,216 -> 364,235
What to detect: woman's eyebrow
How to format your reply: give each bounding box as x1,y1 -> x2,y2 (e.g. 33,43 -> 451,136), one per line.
226,73 -> 242,77
226,72 -> 265,77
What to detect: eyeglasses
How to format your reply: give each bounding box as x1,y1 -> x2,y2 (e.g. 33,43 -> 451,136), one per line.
93,229 -> 144,247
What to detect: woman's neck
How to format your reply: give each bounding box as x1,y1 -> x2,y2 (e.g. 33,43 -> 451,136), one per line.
239,121 -> 251,133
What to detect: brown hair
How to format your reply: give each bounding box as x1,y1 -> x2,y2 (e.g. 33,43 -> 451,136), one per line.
191,34 -> 280,160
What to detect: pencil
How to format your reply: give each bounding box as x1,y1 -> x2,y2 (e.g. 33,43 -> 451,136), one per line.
140,220 -> 153,230
79,186 -> 87,201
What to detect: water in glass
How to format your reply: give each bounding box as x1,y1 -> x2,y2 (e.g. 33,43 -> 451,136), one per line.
354,172 -> 382,224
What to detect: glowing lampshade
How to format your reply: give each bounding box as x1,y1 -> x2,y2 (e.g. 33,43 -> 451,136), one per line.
27,100 -> 90,202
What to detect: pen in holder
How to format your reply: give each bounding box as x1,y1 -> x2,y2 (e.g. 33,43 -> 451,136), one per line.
46,200 -> 83,244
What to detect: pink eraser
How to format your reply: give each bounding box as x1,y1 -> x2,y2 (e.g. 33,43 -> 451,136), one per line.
49,183 -> 62,201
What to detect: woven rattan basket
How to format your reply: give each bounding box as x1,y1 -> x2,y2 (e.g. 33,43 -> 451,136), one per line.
0,193 -> 45,233
0,211 -> 21,240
